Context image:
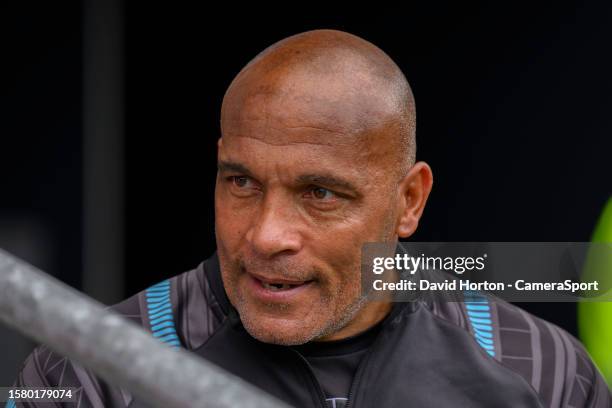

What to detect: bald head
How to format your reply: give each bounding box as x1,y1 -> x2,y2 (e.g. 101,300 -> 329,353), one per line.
221,29 -> 416,175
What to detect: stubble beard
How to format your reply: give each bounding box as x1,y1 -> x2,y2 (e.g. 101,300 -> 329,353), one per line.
233,265 -> 369,346
226,207 -> 398,346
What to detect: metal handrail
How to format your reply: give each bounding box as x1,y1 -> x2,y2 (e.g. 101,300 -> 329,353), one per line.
0,249 -> 291,408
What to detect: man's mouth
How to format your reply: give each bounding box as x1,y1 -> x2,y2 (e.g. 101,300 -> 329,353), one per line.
246,270 -> 315,294
260,282 -> 301,291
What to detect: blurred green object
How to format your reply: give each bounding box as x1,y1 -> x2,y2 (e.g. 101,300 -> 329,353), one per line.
578,197 -> 612,386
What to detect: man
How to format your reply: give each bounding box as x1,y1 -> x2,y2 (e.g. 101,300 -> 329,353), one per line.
11,29 -> 611,407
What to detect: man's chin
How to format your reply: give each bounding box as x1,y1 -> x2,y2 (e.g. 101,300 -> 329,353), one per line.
239,314 -> 319,346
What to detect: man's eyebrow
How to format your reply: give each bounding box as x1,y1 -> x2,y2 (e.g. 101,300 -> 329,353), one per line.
218,163 -> 360,194
296,174 -> 359,194
217,161 -> 253,176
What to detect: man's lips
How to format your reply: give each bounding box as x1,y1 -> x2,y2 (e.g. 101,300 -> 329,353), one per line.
247,271 -> 312,286
244,268 -> 315,297
247,271 -> 308,285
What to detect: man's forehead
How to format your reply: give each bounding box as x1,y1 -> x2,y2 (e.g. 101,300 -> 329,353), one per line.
221,116 -> 359,148
218,131 -> 392,195
218,134 -> 375,194
220,90 -> 399,181
221,83 -> 391,145
219,132 -> 369,165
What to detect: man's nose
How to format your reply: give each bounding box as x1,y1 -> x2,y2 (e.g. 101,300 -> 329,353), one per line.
245,194 -> 303,257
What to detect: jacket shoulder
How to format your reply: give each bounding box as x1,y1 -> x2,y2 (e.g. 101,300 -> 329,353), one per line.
430,295 -> 611,407
493,299 -> 610,407
118,260 -> 227,350
11,256 -> 226,407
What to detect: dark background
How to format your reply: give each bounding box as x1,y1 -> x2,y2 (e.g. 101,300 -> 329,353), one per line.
1,1 -> 611,384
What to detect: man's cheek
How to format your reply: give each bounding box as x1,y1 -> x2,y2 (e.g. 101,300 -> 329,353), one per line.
217,212 -> 243,245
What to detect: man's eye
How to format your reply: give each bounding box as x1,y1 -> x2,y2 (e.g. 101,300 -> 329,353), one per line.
308,187 -> 336,201
230,176 -> 253,188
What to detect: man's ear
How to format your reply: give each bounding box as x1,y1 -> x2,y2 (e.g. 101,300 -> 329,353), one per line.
396,161 -> 433,238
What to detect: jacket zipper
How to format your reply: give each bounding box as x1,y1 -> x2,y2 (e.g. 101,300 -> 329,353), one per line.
343,334 -> 380,408
345,304 -> 406,408
289,348 -> 329,408
289,304 -> 408,408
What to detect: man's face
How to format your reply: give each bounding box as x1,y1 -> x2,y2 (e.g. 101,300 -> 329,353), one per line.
215,86 -> 401,345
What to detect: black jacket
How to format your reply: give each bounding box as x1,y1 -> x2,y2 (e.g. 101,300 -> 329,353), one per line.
12,253 -> 612,407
